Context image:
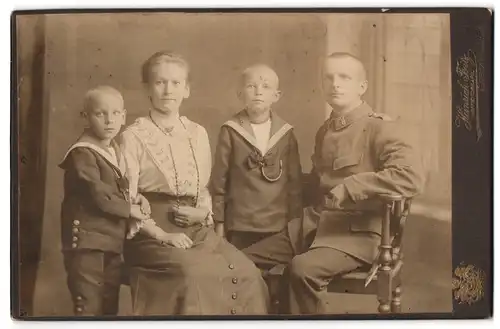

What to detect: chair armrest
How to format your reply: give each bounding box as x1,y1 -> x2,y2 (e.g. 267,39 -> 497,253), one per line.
377,194 -> 408,218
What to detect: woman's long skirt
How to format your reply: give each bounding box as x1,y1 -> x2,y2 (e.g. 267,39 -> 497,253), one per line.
124,194 -> 270,316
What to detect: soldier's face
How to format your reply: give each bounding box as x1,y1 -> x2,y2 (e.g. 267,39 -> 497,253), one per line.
322,57 -> 367,108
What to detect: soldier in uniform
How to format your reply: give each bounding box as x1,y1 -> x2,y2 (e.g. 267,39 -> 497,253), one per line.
242,52 -> 425,314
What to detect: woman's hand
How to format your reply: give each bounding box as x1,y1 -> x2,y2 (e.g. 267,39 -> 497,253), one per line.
158,232 -> 193,249
173,206 -> 209,227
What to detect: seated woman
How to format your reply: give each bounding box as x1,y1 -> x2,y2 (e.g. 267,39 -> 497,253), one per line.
120,51 -> 269,316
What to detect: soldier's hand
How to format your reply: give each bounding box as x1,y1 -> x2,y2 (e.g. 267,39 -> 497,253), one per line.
326,184 -> 348,209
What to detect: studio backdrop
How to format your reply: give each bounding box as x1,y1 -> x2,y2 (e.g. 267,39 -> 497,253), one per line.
16,12 -> 451,316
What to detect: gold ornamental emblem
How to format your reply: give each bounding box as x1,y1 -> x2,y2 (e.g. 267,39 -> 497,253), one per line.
451,263 -> 486,305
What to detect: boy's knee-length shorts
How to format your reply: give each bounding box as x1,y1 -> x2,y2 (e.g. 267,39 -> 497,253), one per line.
63,249 -> 122,316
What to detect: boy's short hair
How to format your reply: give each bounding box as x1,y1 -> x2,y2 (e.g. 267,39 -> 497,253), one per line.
83,85 -> 124,113
240,64 -> 280,88
141,51 -> 191,84
325,52 -> 367,80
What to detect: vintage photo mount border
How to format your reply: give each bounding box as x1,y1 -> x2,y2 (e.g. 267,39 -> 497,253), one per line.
10,7 -> 493,321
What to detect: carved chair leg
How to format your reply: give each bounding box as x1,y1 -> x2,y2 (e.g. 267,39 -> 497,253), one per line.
378,299 -> 392,314
391,286 -> 402,313
377,202 -> 395,314
377,273 -> 392,314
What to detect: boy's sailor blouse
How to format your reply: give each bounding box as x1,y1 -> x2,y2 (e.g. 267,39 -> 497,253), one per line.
210,111 -> 303,234
120,114 -> 213,236
250,119 -> 272,155
58,132 -> 131,254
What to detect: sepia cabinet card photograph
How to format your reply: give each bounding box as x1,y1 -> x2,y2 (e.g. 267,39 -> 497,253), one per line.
11,8 -> 493,320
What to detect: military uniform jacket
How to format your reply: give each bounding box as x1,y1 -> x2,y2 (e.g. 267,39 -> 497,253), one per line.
287,102 -> 425,263
210,110 -> 303,234
59,132 -> 131,254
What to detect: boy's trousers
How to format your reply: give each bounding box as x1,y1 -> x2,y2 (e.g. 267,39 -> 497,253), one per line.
63,249 -> 122,316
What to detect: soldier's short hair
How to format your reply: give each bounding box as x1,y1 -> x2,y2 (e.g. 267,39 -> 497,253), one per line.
141,51 -> 191,84
325,52 -> 367,80
83,85 -> 124,113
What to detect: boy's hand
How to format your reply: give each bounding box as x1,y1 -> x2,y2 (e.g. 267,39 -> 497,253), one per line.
158,232 -> 193,249
135,194 -> 151,215
130,204 -> 148,221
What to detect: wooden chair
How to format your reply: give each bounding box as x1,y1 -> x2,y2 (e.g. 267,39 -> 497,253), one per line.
265,193 -> 412,315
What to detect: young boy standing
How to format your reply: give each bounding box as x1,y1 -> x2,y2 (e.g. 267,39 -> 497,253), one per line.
210,64 -> 303,250
59,85 -> 150,316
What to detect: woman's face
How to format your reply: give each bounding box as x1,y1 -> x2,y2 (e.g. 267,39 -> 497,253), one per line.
147,61 -> 190,114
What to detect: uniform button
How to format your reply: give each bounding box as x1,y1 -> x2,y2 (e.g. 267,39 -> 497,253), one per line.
232,293 -> 237,300
76,307 -> 83,313
72,236 -> 78,242
73,220 -> 80,225
71,243 -> 77,248
232,278 -> 238,284
228,264 -> 234,270
72,228 -> 79,233
76,296 -> 82,301
230,308 -> 236,315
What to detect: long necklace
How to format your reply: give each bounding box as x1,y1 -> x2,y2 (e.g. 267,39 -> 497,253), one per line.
149,113 -> 200,208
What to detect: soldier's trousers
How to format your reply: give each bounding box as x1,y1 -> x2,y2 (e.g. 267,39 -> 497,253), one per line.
243,228 -> 363,315
226,230 -> 276,250
63,249 -> 122,316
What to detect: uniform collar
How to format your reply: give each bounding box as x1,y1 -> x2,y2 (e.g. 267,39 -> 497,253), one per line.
328,101 -> 373,131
